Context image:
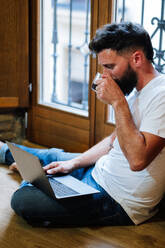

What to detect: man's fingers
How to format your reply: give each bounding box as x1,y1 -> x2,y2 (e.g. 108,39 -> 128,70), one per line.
47,166 -> 62,174
96,78 -> 102,86
43,162 -> 64,174
43,160 -> 73,175
43,162 -> 59,171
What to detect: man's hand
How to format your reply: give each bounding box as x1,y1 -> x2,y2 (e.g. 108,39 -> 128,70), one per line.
96,73 -> 124,106
43,159 -> 77,175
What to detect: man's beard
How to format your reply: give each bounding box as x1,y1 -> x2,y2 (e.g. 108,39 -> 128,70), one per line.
114,64 -> 138,96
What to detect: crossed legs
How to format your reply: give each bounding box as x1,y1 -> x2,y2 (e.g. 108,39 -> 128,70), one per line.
1,141 -> 133,227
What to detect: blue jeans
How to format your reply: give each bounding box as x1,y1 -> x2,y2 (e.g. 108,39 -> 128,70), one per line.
4,144 -> 133,227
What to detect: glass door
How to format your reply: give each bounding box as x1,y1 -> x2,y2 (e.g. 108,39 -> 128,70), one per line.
28,0 -> 114,151
107,0 -> 165,127
40,0 -> 91,117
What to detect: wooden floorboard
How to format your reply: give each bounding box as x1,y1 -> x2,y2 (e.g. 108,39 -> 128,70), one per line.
0,164 -> 165,248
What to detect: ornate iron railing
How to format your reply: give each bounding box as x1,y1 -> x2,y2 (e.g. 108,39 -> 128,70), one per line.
50,0 -> 164,114
115,0 -> 165,74
51,0 -> 90,111
151,0 -> 165,72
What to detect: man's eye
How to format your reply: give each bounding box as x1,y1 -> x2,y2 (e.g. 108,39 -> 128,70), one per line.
105,65 -> 115,69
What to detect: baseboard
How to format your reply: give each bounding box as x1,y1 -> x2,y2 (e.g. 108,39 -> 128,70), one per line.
22,139 -> 47,149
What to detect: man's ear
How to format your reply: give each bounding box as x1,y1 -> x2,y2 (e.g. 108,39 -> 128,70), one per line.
131,50 -> 143,68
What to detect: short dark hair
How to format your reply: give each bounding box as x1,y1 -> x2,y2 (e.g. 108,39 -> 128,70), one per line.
89,22 -> 154,62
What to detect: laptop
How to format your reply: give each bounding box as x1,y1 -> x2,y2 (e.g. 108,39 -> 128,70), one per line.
6,141 -> 100,199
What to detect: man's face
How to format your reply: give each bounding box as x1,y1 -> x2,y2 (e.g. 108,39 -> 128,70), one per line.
98,49 -> 138,96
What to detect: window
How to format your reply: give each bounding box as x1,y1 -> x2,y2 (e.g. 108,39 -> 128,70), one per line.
28,0 -> 117,149
108,0 -> 165,124
114,0 -> 165,74
39,0 -> 91,116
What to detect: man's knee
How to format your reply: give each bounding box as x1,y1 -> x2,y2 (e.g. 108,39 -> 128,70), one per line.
11,186 -> 41,219
39,148 -> 64,165
10,185 -> 70,226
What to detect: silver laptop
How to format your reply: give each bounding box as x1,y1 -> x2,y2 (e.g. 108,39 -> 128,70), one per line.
6,141 -> 100,199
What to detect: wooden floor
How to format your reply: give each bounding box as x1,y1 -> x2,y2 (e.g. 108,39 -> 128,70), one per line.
1,164 -> 165,248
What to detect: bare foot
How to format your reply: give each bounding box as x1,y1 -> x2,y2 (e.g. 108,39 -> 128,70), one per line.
9,162 -> 19,173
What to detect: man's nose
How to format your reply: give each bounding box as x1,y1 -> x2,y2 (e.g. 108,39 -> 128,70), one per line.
103,68 -> 112,76
103,68 -> 107,75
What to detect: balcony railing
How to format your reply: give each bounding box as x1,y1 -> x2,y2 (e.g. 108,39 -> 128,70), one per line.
50,0 -> 90,113
40,0 -> 164,116
114,0 -> 165,74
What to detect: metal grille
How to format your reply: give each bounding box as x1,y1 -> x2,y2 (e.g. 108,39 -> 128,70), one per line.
50,0 -> 90,112
114,0 -> 165,73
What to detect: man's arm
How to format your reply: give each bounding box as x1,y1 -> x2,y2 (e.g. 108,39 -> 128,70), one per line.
73,130 -> 116,168
43,131 -> 116,174
113,97 -> 165,171
97,74 -> 165,171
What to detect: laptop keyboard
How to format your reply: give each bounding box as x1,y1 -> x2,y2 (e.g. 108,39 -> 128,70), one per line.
49,178 -> 79,197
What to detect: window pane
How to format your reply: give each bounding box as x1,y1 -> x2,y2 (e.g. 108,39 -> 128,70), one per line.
113,0 -> 165,73
39,0 -> 91,116
108,0 -> 165,123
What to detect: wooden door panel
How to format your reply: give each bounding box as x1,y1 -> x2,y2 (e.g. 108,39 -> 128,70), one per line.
33,116 -> 89,146
29,108 -> 89,152
35,105 -> 89,131
31,130 -> 88,153
27,0 -> 91,151
0,0 -> 29,107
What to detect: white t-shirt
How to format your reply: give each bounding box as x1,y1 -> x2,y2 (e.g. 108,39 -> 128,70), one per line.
92,74 -> 165,225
